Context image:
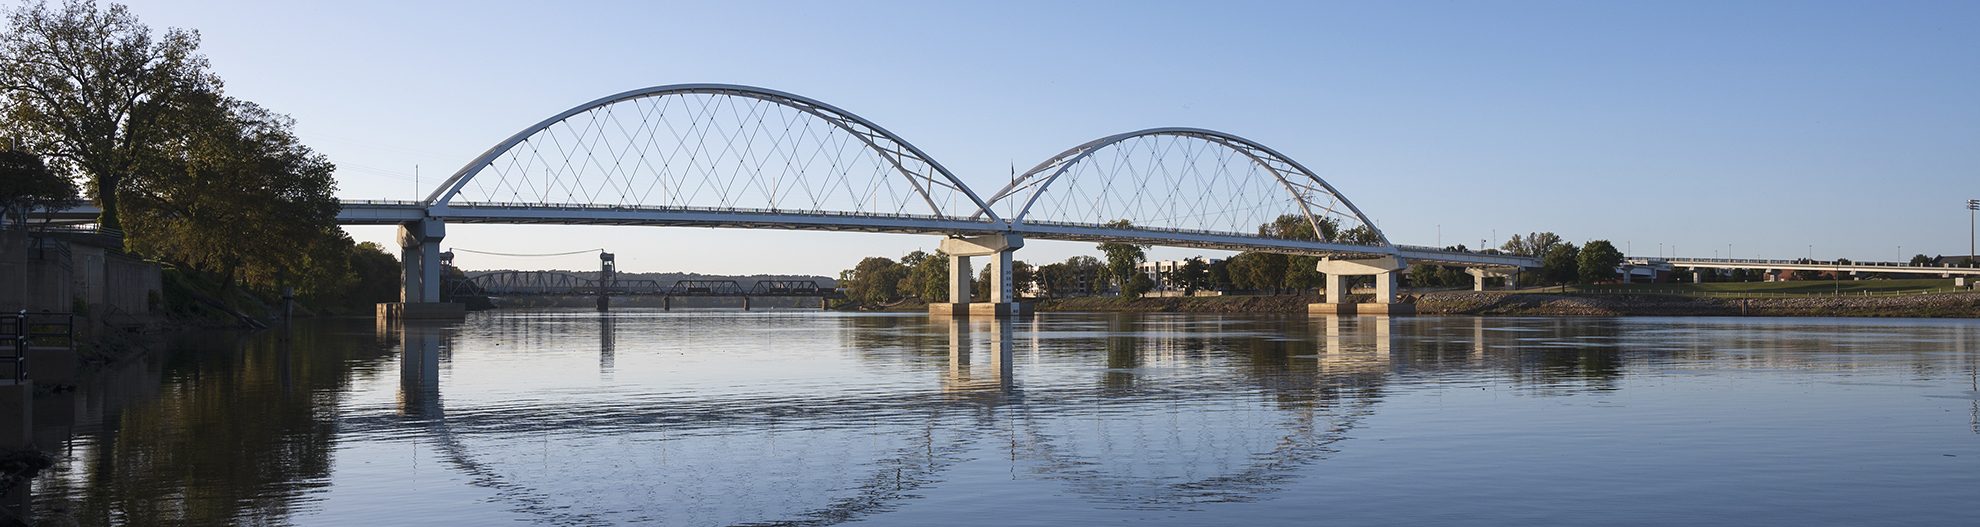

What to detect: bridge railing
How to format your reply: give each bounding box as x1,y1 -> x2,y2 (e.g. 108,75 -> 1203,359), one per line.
1655,257 -> 1979,269
1566,286 -> 1974,299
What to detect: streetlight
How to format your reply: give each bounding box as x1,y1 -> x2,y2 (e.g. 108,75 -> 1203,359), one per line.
1968,199 -> 1978,267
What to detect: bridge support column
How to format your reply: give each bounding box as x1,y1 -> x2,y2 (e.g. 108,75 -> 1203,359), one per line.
379,218 -> 464,321
1692,269 -> 1706,283
1466,267 -> 1520,292
932,234 -> 1027,317
1309,256 -> 1413,316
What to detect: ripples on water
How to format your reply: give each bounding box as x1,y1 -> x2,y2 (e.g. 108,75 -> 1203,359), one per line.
24,312 -> 1980,526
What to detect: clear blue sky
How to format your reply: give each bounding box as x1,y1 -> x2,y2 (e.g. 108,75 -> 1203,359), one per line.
110,0 -> 1980,274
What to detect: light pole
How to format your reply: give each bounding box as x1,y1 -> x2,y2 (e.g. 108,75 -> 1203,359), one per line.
1968,199 -> 1978,267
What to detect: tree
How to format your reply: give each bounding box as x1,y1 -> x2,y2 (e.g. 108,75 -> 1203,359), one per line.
1501,232 -> 1563,257
1123,271 -> 1154,298
839,256 -> 906,304
1096,219 -> 1147,296
1011,260 -> 1036,297
902,249 -> 948,301
0,0 -> 218,234
0,147 -> 76,226
1283,255 -> 1322,292
1206,257 -> 1231,292
1541,243 -> 1580,285
1910,254 -> 1934,266
1577,240 -> 1624,284
120,92 -> 339,290
1171,257 -> 1210,296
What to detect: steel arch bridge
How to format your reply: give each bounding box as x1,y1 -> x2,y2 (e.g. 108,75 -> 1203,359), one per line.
44,83 -> 1540,312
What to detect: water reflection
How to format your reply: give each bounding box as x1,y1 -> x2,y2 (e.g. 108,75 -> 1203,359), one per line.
19,313 -> 1980,525
943,317 -> 1012,396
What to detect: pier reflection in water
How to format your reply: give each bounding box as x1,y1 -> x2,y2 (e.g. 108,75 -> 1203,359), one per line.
16,312 -> 1980,526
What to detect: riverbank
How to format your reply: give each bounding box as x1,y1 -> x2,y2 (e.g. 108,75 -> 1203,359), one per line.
1031,291 -> 1980,318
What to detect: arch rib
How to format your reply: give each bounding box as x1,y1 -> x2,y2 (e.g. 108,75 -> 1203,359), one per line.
980,127 -> 1391,247
424,83 -> 1000,222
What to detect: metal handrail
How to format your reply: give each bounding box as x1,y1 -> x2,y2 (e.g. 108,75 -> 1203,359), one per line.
4,310 -> 77,382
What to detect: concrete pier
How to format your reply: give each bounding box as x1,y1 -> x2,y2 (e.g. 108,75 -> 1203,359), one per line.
932,234 -> 1025,317
376,302 -> 466,321
1310,256 -> 1415,316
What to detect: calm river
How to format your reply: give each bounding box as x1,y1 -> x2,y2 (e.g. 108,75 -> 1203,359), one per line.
23,311 -> 1980,526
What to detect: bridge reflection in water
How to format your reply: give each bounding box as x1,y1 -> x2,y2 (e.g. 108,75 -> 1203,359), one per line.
360,312 -> 1420,524
22,313 -> 1980,525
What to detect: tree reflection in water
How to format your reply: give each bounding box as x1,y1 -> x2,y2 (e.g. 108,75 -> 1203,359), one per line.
20,313 -> 1980,525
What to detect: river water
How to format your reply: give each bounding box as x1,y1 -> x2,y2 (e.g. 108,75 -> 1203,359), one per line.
21,311 -> 1980,526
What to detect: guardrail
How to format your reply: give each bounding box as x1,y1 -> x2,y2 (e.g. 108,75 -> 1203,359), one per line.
1566,287 -> 1974,299
1647,257 -> 1979,269
3,310 -> 76,382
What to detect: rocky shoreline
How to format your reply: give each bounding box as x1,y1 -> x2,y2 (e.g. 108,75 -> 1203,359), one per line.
1030,291 -> 1980,318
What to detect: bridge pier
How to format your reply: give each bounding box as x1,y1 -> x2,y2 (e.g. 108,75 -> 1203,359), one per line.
1309,256 -> 1413,316
1466,267 -> 1520,292
379,218 -> 464,320
931,234 -> 1028,317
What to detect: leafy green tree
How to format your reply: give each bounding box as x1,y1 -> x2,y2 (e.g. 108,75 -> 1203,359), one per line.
901,249 -> 949,301
1012,260 -> 1035,297
1577,240 -> 1624,284
1096,219 -> 1147,296
1171,257 -> 1210,295
1123,271 -> 1154,298
839,256 -> 906,304
1206,257 -> 1231,291
1910,254 -> 1934,266
0,147 -> 75,226
121,92 -> 339,290
1541,242 -> 1580,285
1408,263 -> 1441,288
1283,255 -> 1322,292
0,0 -> 218,234
1501,232 -> 1563,257
1339,225 -> 1381,245
1225,251 -> 1289,293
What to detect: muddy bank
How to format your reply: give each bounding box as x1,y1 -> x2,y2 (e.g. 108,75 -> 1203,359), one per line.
1030,292 -> 1980,318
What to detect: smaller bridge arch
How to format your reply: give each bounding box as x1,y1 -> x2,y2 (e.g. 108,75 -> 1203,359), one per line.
979,127 -> 1391,249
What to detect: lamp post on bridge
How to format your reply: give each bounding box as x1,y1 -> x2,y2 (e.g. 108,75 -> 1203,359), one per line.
1968,199 -> 1978,268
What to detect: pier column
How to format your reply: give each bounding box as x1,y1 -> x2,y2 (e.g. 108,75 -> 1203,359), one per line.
1324,273 -> 1348,304
933,234 -> 1025,317
1373,270 -> 1398,304
380,218 -> 465,321
1466,267 -> 1520,292
948,254 -> 973,303
1310,256 -> 1412,315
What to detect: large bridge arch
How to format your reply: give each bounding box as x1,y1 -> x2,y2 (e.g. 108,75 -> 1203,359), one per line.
424,83 -> 999,222
979,127 -> 1391,247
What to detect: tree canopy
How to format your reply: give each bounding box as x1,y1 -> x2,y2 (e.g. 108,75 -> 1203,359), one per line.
1096,219 -> 1147,296
0,0 -> 218,233
0,147 -> 75,225
1577,240 -> 1624,284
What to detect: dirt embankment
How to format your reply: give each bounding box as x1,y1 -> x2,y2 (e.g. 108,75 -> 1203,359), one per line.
1027,292 -> 1980,318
